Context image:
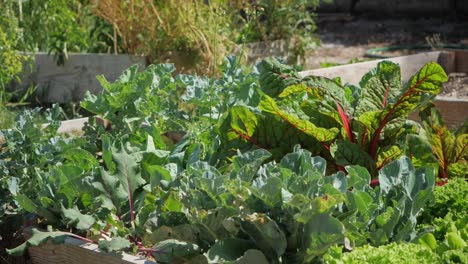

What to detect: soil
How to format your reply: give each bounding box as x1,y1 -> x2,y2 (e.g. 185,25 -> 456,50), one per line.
441,73 -> 468,98
303,15 -> 468,99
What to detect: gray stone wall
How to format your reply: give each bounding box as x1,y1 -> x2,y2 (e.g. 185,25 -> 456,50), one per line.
14,53 -> 147,103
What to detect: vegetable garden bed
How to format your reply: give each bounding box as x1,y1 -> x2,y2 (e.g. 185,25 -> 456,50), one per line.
1,55 -> 466,264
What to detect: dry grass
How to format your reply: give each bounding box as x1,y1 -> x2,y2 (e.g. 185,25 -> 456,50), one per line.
91,0 -> 235,75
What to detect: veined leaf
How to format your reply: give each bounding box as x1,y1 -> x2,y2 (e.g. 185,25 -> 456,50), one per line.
419,104 -> 468,179
330,140 -> 376,174
355,61 -> 401,116
368,62 -> 448,158
377,145 -> 403,169
279,83 -> 314,98
223,106 -> 258,142
260,95 -> 339,142
257,58 -> 302,97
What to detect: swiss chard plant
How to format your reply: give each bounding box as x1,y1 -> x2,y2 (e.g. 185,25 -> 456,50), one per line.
405,104 -> 467,183
221,58 -> 448,180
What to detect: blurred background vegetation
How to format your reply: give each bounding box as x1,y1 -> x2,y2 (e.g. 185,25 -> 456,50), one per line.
0,0 -> 321,127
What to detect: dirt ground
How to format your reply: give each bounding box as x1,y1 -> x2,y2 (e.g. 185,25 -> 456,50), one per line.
305,15 -> 468,99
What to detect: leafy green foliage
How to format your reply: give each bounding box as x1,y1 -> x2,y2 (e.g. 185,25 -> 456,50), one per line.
419,178 -> 468,223
409,104 -> 467,181
1,59 -> 462,264
222,59 -> 448,177
323,242 -> 441,264
234,0 -> 320,64
2,0 -> 115,65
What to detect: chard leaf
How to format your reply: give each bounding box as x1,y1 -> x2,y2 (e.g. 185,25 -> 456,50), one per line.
419,104 -> 468,179
377,145 -> 403,169
278,83 -> 315,98
367,62 -> 448,158
405,134 -> 438,168
355,61 -> 401,116
330,140 -> 376,174
258,58 -> 302,97
223,106 -> 258,142
260,95 -> 339,142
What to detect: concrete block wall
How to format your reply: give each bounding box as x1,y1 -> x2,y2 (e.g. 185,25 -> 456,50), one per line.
15,53 -> 147,103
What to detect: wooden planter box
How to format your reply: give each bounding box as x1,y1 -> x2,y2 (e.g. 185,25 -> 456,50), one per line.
28,238 -> 156,264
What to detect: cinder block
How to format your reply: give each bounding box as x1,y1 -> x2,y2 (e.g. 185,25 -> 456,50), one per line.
13,53 -> 147,103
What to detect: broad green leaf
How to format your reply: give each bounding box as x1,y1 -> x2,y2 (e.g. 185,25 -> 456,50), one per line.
251,176 -> 283,207
295,194 -> 344,223
145,165 -> 172,189
345,191 -> 374,221
240,213 -> 287,260
330,140 -> 376,174
61,206 -> 96,231
98,236 -> 131,253
418,233 -> 438,250
206,239 -> 255,263
14,194 -> 57,223
231,149 -> 272,182
280,148 -> 326,176
303,213 -> 345,258
355,61 -> 401,116
163,191 -> 183,212
231,249 -> 269,264
260,95 -> 338,142
7,229 -> 70,256
346,165 -> 371,191
101,134 -> 116,173
153,239 -> 201,263
257,58 -> 302,97
224,106 -> 258,142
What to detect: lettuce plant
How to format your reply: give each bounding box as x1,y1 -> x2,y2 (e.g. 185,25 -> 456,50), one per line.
222,58 -> 448,179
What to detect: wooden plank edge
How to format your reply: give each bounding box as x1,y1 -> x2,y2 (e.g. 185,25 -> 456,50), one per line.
29,237 -> 156,264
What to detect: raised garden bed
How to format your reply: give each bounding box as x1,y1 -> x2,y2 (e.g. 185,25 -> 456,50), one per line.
2,53 -> 466,264
28,237 -> 155,264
